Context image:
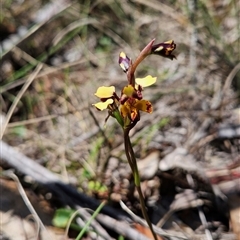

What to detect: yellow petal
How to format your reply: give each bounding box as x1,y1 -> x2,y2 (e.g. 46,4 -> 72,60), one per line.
164,40 -> 174,44
93,99 -> 114,110
120,52 -> 127,58
122,85 -> 135,97
135,99 -> 153,113
95,86 -> 115,98
135,75 -> 157,87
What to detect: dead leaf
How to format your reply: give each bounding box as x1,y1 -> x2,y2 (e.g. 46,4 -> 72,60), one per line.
133,223 -> 164,240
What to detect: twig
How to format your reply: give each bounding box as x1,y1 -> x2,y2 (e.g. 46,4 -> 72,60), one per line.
120,201 -> 188,239
223,62 -> 240,93
156,189 -> 207,228
12,46 -> 48,68
6,114 -> 58,128
1,0 -> 72,60
132,0 -> 188,27
197,206 -> 213,240
1,170 -> 45,232
187,0 -> 198,83
0,63 -> 43,139
52,18 -> 99,46
188,174 -> 213,240
0,58 -> 88,94
89,108 -> 112,149
25,214 -> 41,240
96,213 -> 151,240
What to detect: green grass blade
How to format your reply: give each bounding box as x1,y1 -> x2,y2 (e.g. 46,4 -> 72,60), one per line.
75,201 -> 105,240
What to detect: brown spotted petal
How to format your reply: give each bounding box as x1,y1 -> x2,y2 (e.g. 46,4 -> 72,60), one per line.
151,40 -> 176,60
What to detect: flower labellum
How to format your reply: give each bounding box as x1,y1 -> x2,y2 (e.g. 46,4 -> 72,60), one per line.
120,98 -> 153,122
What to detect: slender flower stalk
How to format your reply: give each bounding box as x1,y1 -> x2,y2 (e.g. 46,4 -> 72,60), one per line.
93,38 -> 176,240
124,128 -> 158,240
127,39 -> 156,86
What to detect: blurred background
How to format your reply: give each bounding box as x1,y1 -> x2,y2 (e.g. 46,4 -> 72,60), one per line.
1,0 -> 240,239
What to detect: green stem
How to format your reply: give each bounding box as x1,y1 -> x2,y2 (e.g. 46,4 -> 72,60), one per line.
75,201 -> 106,240
123,129 -> 158,240
136,185 -> 158,240
125,132 -> 140,187
123,130 -> 135,174
127,38 -> 155,86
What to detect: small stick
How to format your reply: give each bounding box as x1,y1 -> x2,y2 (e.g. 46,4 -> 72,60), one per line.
0,63 -> 43,139
2,170 -> 46,232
